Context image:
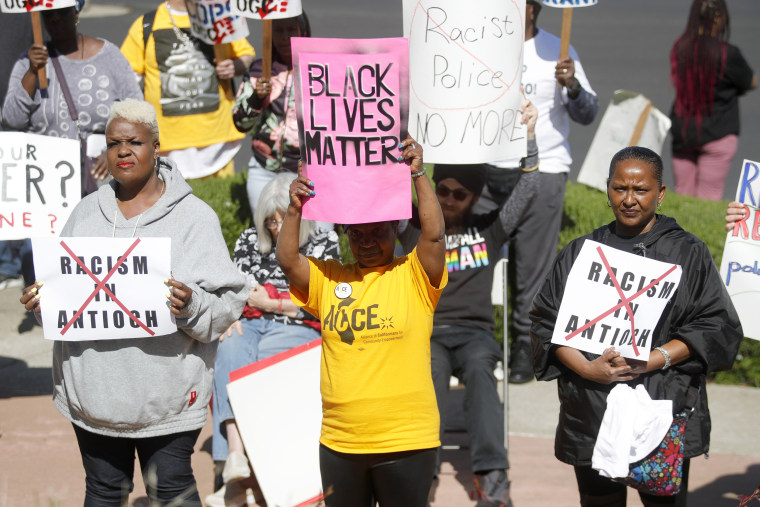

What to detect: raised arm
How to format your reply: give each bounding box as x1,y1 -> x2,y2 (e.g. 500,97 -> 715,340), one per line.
276,172 -> 313,295
499,100 -> 540,237
400,137 -> 446,287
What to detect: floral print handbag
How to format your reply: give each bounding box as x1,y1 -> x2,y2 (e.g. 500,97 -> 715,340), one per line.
619,385 -> 699,496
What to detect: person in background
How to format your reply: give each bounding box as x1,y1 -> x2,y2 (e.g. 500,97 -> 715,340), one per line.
484,0 -> 599,384
120,0 -> 254,179
0,11 -> 33,297
398,100 -> 538,507
3,0 -> 143,334
3,0 -> 143,193
670,0 -> 756,201
530,146 -> 742,507
232,12 -> 310,214
20,98 -> 247,505
207,173 -> 340,507
277,138 -> 447,507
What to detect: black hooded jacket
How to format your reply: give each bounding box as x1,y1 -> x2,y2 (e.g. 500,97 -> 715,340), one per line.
530,215 -> 742,466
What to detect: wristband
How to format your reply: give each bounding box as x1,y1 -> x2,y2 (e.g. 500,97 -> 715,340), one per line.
277,299 -> 283,314
655,346 -> 671,370
411,167 -> 427,179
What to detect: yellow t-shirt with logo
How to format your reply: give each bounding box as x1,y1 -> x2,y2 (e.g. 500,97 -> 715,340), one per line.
120,5 -> 254,151
291,248 -> 447,454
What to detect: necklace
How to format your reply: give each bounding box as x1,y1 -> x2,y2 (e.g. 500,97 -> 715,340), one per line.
79,33 -> 84,59
113,178 -> 165,237
165,2 -> 195,49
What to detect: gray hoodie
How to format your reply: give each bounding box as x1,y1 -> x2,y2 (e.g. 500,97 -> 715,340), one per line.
55,159 -> 247,438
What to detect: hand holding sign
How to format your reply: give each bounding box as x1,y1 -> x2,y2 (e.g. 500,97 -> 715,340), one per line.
555,346 -> 639,385
719,160 -> 760,340
166,276 -> 193,316
20,281 -> 44,314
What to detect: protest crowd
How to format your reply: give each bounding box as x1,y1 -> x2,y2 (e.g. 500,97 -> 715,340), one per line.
0,0 -> 757,506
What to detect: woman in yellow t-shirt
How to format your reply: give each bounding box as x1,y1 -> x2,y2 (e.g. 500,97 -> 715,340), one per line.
277,138 -> 447,507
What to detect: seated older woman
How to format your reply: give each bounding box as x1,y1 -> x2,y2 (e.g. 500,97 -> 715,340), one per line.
208,173 -> 340,505
20,98 -> 247,506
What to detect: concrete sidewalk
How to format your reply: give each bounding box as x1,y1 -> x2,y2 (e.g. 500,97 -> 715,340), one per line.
1,284 -> 759,506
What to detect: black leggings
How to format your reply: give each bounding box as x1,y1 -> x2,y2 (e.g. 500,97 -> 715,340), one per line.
319,444 -> 436,507
73,424 -> 202,507
574,461 -> 690,507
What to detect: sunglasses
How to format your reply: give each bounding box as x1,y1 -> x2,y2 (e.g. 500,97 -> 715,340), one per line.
435,185 -> 472,202
264,218 -> 284,230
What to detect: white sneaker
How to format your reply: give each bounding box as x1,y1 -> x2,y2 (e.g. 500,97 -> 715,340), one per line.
204,482 -> 248,507
0,274 -> 22,291
222,451 -> 251,484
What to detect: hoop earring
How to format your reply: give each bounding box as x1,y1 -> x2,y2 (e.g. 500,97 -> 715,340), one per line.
606,200 -> 612,208
657,202 -> 663,212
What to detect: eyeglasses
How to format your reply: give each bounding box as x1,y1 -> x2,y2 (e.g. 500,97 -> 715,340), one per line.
435,185 -> 472,202
264,218 -> 284,230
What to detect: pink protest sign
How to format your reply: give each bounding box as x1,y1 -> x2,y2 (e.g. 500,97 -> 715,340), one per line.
292,38 -> 410,224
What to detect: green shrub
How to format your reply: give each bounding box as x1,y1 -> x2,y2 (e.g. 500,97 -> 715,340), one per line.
188,171 -> 251,255
188,175 -> 760,386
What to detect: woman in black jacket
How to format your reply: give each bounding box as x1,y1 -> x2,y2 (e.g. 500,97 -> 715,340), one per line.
530,146 -> 742,506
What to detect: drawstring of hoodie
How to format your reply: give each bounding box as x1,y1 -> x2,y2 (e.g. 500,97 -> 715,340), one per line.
112,210 -> 144,238
111,177 -> 165,238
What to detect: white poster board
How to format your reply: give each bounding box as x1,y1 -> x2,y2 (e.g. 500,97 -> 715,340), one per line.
551,240 -> 682,361
720,159 -> 760,340
186,0 -> 249,45
403,0 -> 527,164
227,339 -> 323,507
0,132 -> 81,240
0,0 -> 76,13
578,90 -> 671,192
32,237 -> 176,341
229,0 -> 302,19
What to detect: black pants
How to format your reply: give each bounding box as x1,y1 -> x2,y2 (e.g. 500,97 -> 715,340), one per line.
73,424 -> 202,506
574,461 -> 690,507
320,444 -> 436,507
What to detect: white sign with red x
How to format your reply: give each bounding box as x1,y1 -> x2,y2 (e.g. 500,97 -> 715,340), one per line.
32,237 -> 176,341
551,240 -> 682,361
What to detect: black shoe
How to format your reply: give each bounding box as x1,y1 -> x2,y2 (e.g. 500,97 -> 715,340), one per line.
473,469 -> 513,507
508,343 -> 533,384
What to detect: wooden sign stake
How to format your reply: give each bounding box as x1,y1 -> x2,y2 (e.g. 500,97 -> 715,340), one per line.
629,101 -> 653,146
214,43 -> 234,100
31,11 -> 48,90
262,19 -> 272,80
559,8 -> 573,60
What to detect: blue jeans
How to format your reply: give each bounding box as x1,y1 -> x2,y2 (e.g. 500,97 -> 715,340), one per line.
211,318 -> 320,461
0,239 -> 34,286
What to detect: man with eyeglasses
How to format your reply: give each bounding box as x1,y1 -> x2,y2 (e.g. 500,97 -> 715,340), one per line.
398,101 -> 538,507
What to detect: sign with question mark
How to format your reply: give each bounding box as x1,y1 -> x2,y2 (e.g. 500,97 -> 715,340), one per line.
0,132 -> 81,239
